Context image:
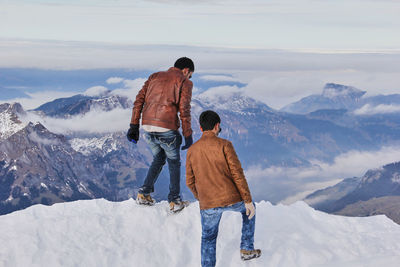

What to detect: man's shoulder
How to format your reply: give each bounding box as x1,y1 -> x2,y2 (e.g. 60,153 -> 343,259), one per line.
216,136 -> 232,146
183,79 -> 193,88
189,136 -> 231,149
187,139 -> 201,153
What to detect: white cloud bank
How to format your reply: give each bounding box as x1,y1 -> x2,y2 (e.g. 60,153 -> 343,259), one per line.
246,146 -> 400,204
0,75 -> 146,112
23,107 -> 131,135
16,76 -> 148,134
2,40 -> 400,109
111,78 -> 147,99
83,86 -> 109,97
0,91 -> 79,110
106,77 -> 124,84
198,85 -> 242,99
354,104 -> 400,115
200,75 -> 242,83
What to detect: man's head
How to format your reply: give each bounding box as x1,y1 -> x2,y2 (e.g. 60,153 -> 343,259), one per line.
174,57 -> 195,79
199,110 -> 221,134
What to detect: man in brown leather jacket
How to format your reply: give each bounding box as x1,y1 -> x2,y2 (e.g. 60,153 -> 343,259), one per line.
186,110 -> 261,267
127,57 -> 194,212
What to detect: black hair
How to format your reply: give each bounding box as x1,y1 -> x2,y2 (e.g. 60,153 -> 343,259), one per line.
199,110 -> 221,131
174,57 -> 195,72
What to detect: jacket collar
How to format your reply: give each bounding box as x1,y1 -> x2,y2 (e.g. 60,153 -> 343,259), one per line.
168,67 -> 181,72
201,131 -> 217,138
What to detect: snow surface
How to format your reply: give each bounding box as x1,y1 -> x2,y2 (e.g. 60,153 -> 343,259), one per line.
1,199 -> 400,267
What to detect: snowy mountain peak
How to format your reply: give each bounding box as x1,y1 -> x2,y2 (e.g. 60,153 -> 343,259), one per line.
281,83 -> 368,114
196,88 -> 273,114
0,102 -> 27,140
34,93 -> 132,118
322,83 -> 366,99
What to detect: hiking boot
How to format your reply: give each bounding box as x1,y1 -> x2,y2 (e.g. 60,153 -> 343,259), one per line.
136,193 -> 155,206
169,198 -> 190,213
240,249 -> 261,261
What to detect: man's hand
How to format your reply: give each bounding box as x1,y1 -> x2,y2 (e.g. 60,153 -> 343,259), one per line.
127,124 -> 139,143
181,134 -> 193,150
245,202 -> 255,220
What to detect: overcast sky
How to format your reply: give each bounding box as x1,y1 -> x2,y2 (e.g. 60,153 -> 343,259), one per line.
2,0 -> 400,50
1,0 -> 400,109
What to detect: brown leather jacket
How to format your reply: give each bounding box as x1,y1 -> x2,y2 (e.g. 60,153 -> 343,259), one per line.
186,131 -> 252,210
130,67 -> 193,137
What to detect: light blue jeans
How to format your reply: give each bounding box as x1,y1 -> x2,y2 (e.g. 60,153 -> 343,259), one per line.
200,201 -> 256,267
138,130 -> 182,202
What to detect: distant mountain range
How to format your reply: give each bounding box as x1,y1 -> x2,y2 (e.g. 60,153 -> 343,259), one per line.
305,161 -> 400,224
1,82 -> 400,215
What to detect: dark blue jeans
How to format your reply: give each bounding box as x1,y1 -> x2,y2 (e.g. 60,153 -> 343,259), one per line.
200,201 -> 256,267
139,130 -> 182,202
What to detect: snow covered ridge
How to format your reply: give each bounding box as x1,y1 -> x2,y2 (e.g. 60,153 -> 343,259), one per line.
0,103 -> 27,140
70,134 -> 118,156
1,199 -> 400,267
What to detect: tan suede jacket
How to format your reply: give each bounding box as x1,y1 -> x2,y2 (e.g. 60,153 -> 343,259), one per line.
130,67 -> 193,137
186,131 -> 252,210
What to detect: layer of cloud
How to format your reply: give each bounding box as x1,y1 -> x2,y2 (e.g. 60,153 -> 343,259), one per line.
199,75 -> 242,83
0,75 -> 146,112
353,104 -> 400,115
16,76 -> 149,134
106,77 -> 124,84
28,131 -> 59,146
198,85 -> 242,100
111,78 -> 147,98
246,146 -> 400,204
84,86 -> 109,97
0,91 -> 79,110
2,40 -> 400,109
22,108 -> 131,135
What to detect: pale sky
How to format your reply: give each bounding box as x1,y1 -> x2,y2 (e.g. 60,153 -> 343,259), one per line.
1,0 -> 400,50
1,0 -> 400,109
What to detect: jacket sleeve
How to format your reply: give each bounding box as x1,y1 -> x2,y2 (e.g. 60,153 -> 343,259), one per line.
186,151 -> 199,200
224,141 -> 252,203
130,74 -> 153,125
178,79 -> 193,137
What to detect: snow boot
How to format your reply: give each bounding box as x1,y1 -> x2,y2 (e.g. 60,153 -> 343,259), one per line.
169,198 -> 190,213
136,193 -> 155,206
240,249 -> 261,261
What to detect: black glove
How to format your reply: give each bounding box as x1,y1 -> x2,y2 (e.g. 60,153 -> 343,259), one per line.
181,135 -> 193,150
127,124 -> 139,143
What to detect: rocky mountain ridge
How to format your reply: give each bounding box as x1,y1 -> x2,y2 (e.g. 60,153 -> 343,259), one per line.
305,162 -> 400,224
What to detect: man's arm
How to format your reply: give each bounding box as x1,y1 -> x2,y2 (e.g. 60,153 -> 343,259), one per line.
224,141 -> 252,203
178,79 -> 193,137
130,74 -> 154,124
186,152 -> 199,199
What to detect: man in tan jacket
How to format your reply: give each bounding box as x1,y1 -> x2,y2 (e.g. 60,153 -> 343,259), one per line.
186,110 -> 261,267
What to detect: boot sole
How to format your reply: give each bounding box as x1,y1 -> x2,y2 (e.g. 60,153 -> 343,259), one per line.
169,201 -> 190,214
241,254 -> 261,261
136,199 -> 155,206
